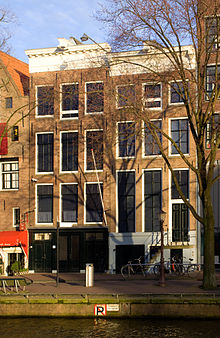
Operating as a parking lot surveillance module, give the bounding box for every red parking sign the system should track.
[94,304,107,316]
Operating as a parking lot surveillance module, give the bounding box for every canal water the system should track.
[0,318,219,337]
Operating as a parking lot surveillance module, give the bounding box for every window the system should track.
[5,97,12,108]
[61,184,78,223]
[117,85,135,108]
[86,82,104,113]
[144,170,162,232]
[172,204,189,242]
[206,17,220,50]
[86,130,103,171]
[206,114,220,149]
[206,65,220,100]
[0,123,8,155]
[11,126,19,142]
[61,83,79,118]
[118,122,135,157]
[171,170,189,200]
[61,132,78,172]
[37,185,53,223]
[144,120,162,156]
[86,183,103,223]
[13,208,20,227]
[37,133,54,173]
[118,171,135,232]
[171,119,189,154]
[170,82,185,104]
[2,162,19,189]
[144,83,162,108]
[37,86,54,116]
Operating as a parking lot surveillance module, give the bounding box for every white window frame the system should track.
[143,82,162,110]
[169,117,189,156]
[116,169,136,233]
[84,129,103,172]
[84,182,104,225]
[0,161,19,191]
[116,121,136,159]
[142,119,162,158]
[116,84,135,109]
[13,207,20,228]
[60,130,78,174]
[60,183,78,228]
[35,85,54,118]
[36,132,54,175]
[85,81,104,115]
[60,82,79,120]
[35,183,53,226]
[142,168,163,233]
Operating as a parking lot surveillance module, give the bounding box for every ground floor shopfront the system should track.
[28,227,108,273]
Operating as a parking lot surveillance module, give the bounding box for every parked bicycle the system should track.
[153,256,199,277]
[121,257,154,279]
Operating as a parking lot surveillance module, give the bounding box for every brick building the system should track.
[0,52,29,274]
[25,38,199,273]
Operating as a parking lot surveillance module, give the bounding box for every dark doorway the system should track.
[170,249,183,263]
[32,240,52,272]
[116,245,145,273]
[59,234,80,272]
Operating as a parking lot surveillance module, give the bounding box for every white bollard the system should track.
[86,263,94,287]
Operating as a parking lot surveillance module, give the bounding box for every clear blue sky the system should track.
[3,0,106,63]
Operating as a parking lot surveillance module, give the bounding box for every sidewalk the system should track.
[20,272,220,295]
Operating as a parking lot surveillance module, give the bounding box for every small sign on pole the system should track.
[94,304,107,316]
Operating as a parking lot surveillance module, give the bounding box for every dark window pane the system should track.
[118,172,135,233]
[37,134,54,172]
[61,184,78,222]
[62,84,79,118]
[37,185,53,223]
[117,85,135,108]
[144,84,161,108]
[37,86,54,116]
[145,120,162,155]
[118,122,135,157]
[206,114,220,149]
[170,82,185,103]
[86,83,104,113]
[86,131,103,170]
[172,203,189,242]
[206,17,220,50]
[86,183,103,223]
[5,97,12,108]
[62,132,78,171]
[171,170,189,199]
[171,119,189,154]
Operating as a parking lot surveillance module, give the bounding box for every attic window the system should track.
[5,97,12,109]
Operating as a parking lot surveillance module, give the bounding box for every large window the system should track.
[37,185,53,223]
[206,114,220,149]
[206,17,220,50]
[86,130,103,171]
[86,82,104,113]
[117,85,135,108]
[144,83,162,109]
[171,119,189,154]
[206,65,220,100]
[170,82,185,104]
[118,122,135,157]
[86,183,103,223]
[61,83,79,119]
[37,86,54,116]
[118,171,135,233]
[171,170,189,200]
[37,133,54,173]
[144,120,162,156]
[61,132,78,172]
[1,161,19,189]
[61,184,78,223]
[144,170,162,232]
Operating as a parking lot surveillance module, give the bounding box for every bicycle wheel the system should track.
[187,264,197,277]
[153,264,160,276]
[121,265,131,279]
[175,264,185,276]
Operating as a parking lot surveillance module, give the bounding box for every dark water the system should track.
[0,318,219,337]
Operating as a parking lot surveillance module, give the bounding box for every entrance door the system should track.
[33,241,52,272]
[116,245,145,273]
[59,234,80,272]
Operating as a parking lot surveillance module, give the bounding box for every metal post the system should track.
[159,210,166,287]
[56,219,60,287]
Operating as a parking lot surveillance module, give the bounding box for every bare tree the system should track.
[97,0,220,289]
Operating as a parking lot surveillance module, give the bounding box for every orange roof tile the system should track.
[0,51,29,96]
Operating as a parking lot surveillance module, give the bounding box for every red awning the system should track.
[0,231,28,257]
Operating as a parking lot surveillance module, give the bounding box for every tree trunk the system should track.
[202,192,216,289]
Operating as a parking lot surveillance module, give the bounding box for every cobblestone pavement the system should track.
[18,272,220,295]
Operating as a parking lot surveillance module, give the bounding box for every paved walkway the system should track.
[18,272,220,295]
